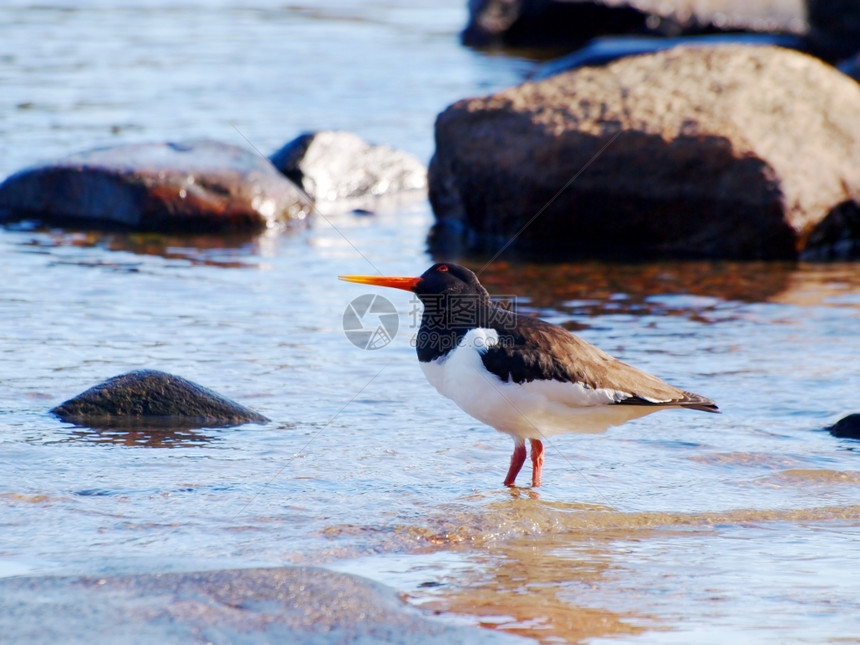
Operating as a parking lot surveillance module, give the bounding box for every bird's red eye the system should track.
[437,264,449,272]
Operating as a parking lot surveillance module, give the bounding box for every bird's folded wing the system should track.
[481,317,718,411]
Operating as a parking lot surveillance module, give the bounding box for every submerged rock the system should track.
[269,130,427,204]
[828,414,860,440]
[51,370,269,428]
[0,567,525,645]
[428,45,860,260]
[462,0,806,51]
[0,140,312,233]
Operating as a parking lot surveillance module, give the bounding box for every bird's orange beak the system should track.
[338,274,421,292]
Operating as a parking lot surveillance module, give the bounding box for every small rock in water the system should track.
[269,130,427,203]
[0,140,312,233]
[51,369,269,428]
[829,414,860,440]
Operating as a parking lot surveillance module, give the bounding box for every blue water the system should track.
[1,2,859,643]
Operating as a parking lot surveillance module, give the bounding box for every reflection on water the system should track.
[334,497,860,643]
[56,424,217,448]
[9,222,860,311]
[8,222,285,268]
[327,496,860,551]
[476,260,816,313]
[425,537,650,643]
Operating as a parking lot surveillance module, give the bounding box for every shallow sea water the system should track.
[1,2,859,643]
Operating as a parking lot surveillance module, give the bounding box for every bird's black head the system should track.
[413,263,490,303]
[339,262,493,307]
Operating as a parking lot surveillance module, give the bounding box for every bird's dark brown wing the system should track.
[482,314,718,411]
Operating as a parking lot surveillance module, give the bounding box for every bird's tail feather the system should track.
[678,391,720,413]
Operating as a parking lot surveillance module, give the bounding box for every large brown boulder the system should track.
[428,45,860,260]
[462,0,806,51]
[0,140,312,233]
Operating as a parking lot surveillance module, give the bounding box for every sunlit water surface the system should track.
[1,2,859,643]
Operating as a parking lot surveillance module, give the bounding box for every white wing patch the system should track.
[420,328,671,440]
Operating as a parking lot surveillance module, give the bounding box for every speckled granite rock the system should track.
[270,130,427,203]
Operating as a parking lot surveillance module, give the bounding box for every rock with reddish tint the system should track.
[51,370,269,428]
[0,141,312,233]
[270,130,427,204]
[428,45,860,260]
[801,200,860,261]
[462,0,806,51]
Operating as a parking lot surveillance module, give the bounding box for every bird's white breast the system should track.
[419,328,663,440]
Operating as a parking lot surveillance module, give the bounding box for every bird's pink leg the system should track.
[530,438,544,488]
[504,439,527,487]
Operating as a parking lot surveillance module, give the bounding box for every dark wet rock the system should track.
[51,369,269,428]
[463,0,647,50]
[269,130,427,204]
[428,45,860,260]
[801,200,860,261]
[0,140,312,233]
[531,33,804,79]
[462,0,806,51]
[805,0,860,62]
[0,567,526,645]
[828,414,860,440]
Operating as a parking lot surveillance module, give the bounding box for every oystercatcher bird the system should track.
[339,263,718,487]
